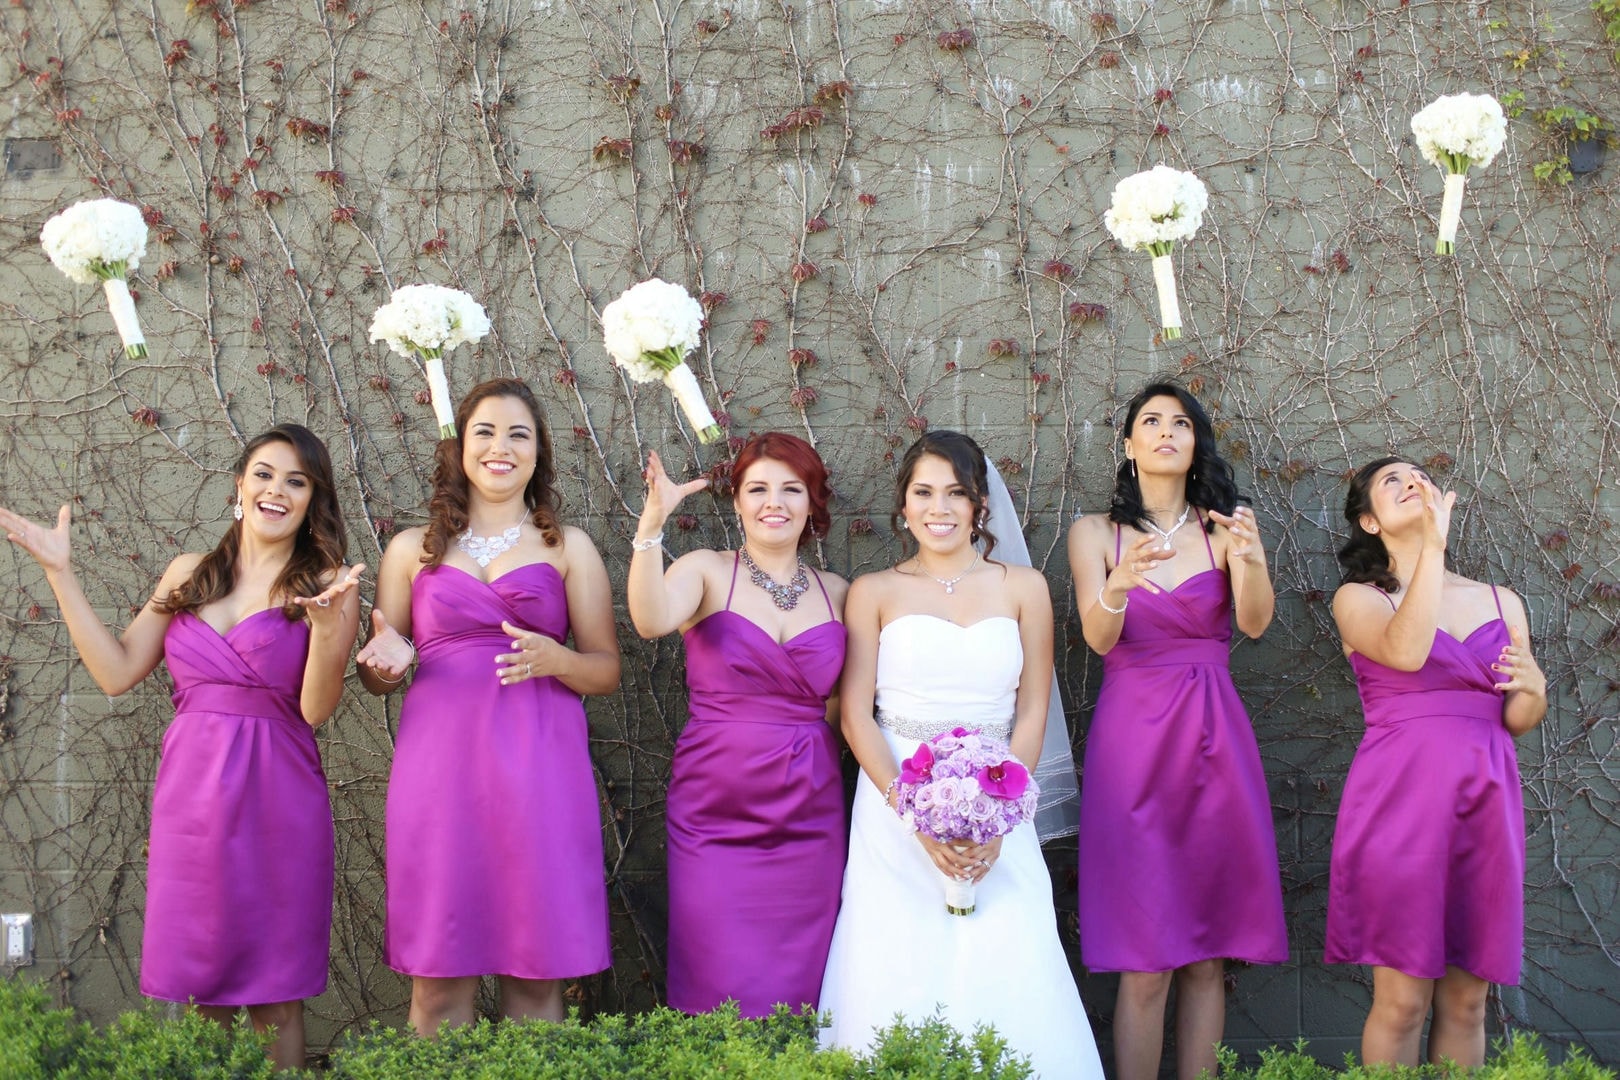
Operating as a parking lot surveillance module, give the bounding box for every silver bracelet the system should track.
[631,531,664,552]
[1096,586,1128,615]
[371,635,416,685]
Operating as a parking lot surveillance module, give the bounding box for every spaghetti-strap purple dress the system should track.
[386,562,610,979]
[142,609,333,1005]
[1326,585,1523,984]
[665,556,846,1016]
[1078,519,1287,972]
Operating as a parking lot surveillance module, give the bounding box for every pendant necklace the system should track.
[457,517,527,568]
[1143,505,1191,552]
[918,551,979,595]
[739,545,809,611]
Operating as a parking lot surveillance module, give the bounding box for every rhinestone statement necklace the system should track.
[739,546,810,611]
[457,521,525,568]
[1143,505,1191,552]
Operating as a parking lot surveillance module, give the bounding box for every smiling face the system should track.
[1124,393,1196,478]
[900,453,977,555]
[234,438,313,541]
[734,457,811,549]
[461,394,539,498]
[1360,460,1429,534]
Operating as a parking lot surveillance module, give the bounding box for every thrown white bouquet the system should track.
[40,198,150,359]
[369,284,491,438]
[601,278,721,444]
[1410,92,1506,255]
[1103,165,1208,341]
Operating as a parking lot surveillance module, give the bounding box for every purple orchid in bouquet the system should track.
[894,727,1040,915]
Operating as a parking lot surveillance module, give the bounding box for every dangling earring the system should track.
[1130,458,1137,479]
[233,501,244,522]
[900,519,911,531]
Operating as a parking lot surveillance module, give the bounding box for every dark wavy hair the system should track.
[889,429,999,561]
[731,432,832,550]
[1337,455,1408,594]
[422,378,562,567]
[1108,380,1243,533]
[156,424,347,620]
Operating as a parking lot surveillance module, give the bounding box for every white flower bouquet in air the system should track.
[369,284,491,438]
[1410,92,1506,255]
[1103,165,1208,341]
[40,198,150,359]
[601,278,722,444]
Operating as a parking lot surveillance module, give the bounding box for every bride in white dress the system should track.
[819,431,1103,1080]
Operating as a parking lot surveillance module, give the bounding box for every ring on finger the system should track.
[315,597,331,608]
[524,662,533,677]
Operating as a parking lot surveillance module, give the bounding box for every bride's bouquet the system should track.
[368,284,491,439]
[1410,92,1507,255]
[601,278,722,444]
[40,198,150,359]
[894,727,1040,916]
[1103,165,1208,341]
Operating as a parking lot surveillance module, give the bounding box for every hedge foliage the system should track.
[2,977,1612,1078]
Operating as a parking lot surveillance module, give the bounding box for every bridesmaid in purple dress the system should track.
[357,379,619,1037]
[1327,457,1545,1067]
[1,424,361,1071]
[626,432,847,1017]
[1067,382,1286,1080]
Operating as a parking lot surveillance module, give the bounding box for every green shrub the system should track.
[0,977,93,1080]
[61,1007,275,1080]
[1212,1033,1614,1080]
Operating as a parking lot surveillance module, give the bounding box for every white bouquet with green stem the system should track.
[1410,92,1506,255]
[601,278,722,444]
[1103,165,1208,341]
[368,284,491,438]
[40,198,150,359]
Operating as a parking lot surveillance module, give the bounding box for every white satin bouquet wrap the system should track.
[601,278,721,444]
[1103,166,1208,340]
[40,198,150,359]
[368,284,491,438]
[1410,93,1506,255]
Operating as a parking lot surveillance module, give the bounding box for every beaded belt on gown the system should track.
[875,708,1012,742]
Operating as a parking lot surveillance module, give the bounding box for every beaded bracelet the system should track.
[1096,587,1128,615]
[631,531,664,552]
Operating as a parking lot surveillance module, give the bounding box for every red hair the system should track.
[731,432,831,549]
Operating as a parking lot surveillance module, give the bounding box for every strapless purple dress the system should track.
[665,560,846,1017]
[142,609,333,1005]
[1078,522,1287,972]
[1327,586,1523,984]
[386,562,610,979]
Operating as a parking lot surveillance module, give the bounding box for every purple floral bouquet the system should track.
[894,726,1040,915]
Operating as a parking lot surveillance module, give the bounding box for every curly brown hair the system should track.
[156,424,348,619]
[421,378,562,567]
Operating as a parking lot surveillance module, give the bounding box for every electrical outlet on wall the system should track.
[3,913,34,966]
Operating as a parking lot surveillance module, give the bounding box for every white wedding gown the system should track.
[818,615,1104,1080]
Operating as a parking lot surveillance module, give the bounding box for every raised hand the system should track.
[637,451,709,537]
[1102,532,1178,603]
[496,619,566,685]
[1416,474,1457,551]
[1491,623,1545,698]
[291,564,366,624]
[1208,506,1266,566]
[0,504,72,574]
[356,609,414,681]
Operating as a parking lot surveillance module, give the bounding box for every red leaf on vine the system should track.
[1043,260,1074,281]
[987,338,1019,358]
[857,192,878,208]
[788,347,819,368]
[790,386,819,408]
[805,216,829,234]
[750,320,771,345]
[132,407,160,427]
[790,261,819,283]
[593,136,632,162]
[937,28,973,51]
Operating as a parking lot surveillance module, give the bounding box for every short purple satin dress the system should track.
[665,557,846,1016]
[1079,520,1288,973]
[142,609,333,1005]
[1326,584,1524,985]
[386,562,610,979]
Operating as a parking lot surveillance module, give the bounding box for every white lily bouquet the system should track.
[368,284,491,438]
[1103,165,1208,341]
[40,198,150,359]
[1410,92,1506,255]
[601,278,722,444]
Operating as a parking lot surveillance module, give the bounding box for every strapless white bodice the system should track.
[874,614,1021,740]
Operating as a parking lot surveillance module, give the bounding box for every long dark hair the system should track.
[1337,455,1406,594]
[1108,380,1242,533]
[156,424,347,619]
[732,432,832,550]
[889,430,999,561]
[422,378,562,567]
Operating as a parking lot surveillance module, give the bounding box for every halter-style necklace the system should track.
[739,546,810,611]
[917,552,979,595]
[457,518,526,568]
[1142,505,1191,552]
